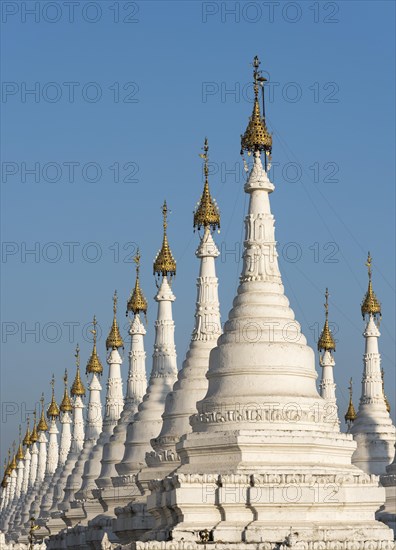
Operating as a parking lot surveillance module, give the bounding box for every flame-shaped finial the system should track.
[60,369,73,412]
[71,344,86,396]
[47,374,60,419]
[16,425,24,460]
[241,56,272,155]
[86,315,103,374]
[23,416,31,447]
[127,249,148,317]
[1,458,8,487]
[10,442,17,470]
[194,138,221,233]
[318,288,336,352]
[361,252,381,320]
[345,377,357,424]
[38,393,49,432]
[106,291,124,349]
[30,409,39,443]
[153,201,176,280]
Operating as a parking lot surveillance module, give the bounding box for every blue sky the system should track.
[1,1,395,457]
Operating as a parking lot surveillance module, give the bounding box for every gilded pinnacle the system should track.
[345,377,357,423]
[30,409,39,443]
[361,252,381,319]
[23,417,31,447]
[106,291,124,349]
[318,288,336,352]
[86,316,103,374]
[60,369,73,412]
[47,374,60,419]
[241,56,272,154]
[38,393,49,432]
[127,250,148,316]
[153,201,176,278]
[194,138,220,232]
[71,345,86,396]
[16,425,24,460]
[10,442,17,470]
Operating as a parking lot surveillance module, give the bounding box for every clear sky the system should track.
[1,1,395,458]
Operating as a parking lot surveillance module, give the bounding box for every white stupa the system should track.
[139,56,394,549]
[111,202,179,543]
[58,317,104,525]
[70,296,125,523]
[349,256,396,475]
[37,370,73,523]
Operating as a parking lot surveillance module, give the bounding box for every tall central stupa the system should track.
[139,57,394,549]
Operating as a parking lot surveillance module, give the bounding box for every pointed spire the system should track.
[10,442,17,470]
[241,55,272,156]
[71,344,86,396]
[60,369,73,412]
[361,252,381,320]
[37,392,49,432]
[23,416,31,447]
[16,425,24,460]
[30,408,39,443]
[381,368,391,413]
[318,288,336,352]
[153,200,177,280]
[106,291,124,349]
[47,374,60,419]
[127,249,148,317]
[194,138,221,232]
[86,315,103,374]
[5,449,12,476]
[1,459,8,487]
[345,377,357,424]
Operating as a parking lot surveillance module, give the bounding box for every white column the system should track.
[46,419,59,476]
[319,350,337,404]
[21,448,31,496]
[28,443,38,488]
[58,411,72,466]
[36,431,48,484]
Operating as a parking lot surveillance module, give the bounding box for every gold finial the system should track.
[10,442,17,470]
[71,344,86,396]
[1,459,8,487]
[127,250,148,317]
[241,55,272,155]
[318,288,336,352]
[381,368,391,414]
[345,377,357,424]
[30,409,39,443]
[86,316,103,374]
[153,201,177,280]
[38,393,49,432]
[47,374,60,419]
[106,291,124,349]
[5,450,12,477]
[361,252,381,320]
[60,369,73,412]
[23,416,31,447]
[194,138,221,233]
[16,425,24,460]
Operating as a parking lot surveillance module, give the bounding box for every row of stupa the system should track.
[0,57,395,550]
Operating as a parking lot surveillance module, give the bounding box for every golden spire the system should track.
[16,425,24,460]
[381,368,391,413]
[194,138,221,233]
[106,291,124,349]
[10,442,17,470]
[86,316,103,374]
[47,374,60,419]
[38,393,49,432]
[71,344,86,396]
[1,459,8,487]
[345,377,357,424]
[23,416,31,447]
[127,250,148,317]
[153,201,177,280]
[5,450,12,476]
[318,288,336,352]
[30,409,39,443]
[60,369,73,412]
[361,252,381,320]
[241,55,272,155]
